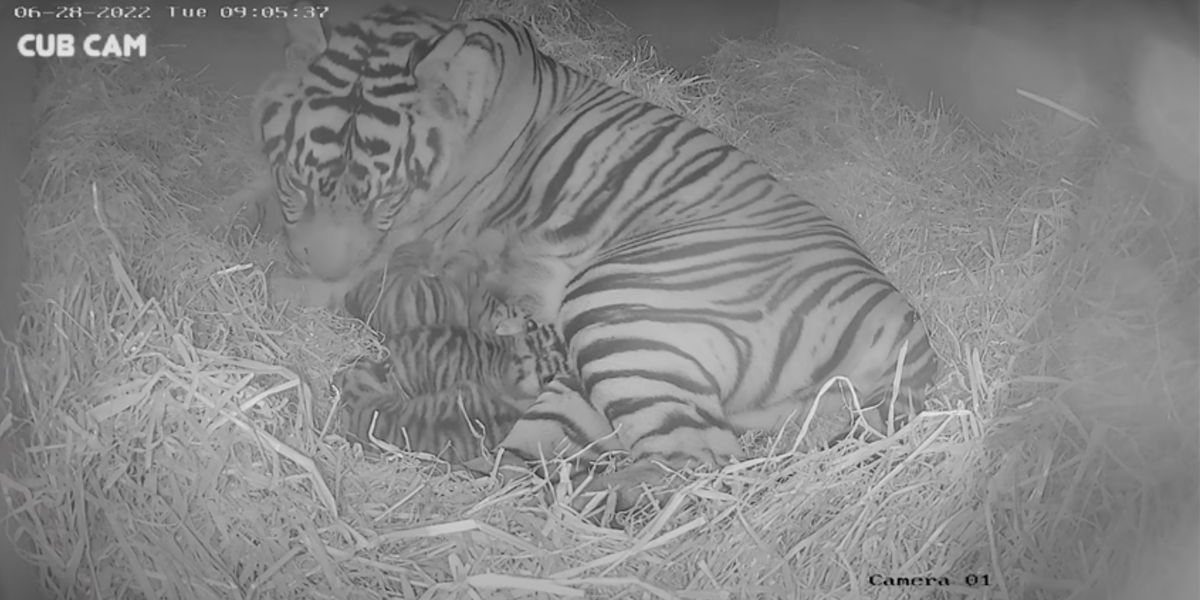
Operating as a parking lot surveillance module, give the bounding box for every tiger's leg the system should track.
[481,234,744,509]
[487,378,626,482]
[827,388,927,447]
[826,312,936,447]
[581,367,744,510]
[553,304,747,509]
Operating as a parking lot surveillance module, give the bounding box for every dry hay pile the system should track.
[4,1,1196,599]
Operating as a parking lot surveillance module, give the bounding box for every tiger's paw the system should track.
[573,460,675,513]
[623,425,743,471]
[562,425,741,513]
[824,395,920,449]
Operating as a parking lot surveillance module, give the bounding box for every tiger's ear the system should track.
[409,25,467,73]
[283,2,328,68]
[410,25,497,124]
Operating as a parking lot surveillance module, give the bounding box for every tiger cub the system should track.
[334,322,573,460]
[343,238,522,337]
[269,237,520,338]
[337,379,532,464]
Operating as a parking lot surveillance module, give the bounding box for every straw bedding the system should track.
[4,1,1195,598]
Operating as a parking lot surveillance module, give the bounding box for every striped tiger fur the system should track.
[386,324,546,399]
[256,3,939,506]
[337,378,532,464]
[266,233,530,339]
[334,323,572,460]
[342,238,520,337]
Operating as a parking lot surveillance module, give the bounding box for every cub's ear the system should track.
[283,1,329,68]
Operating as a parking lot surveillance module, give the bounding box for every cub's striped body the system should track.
[338,378,530,463]
[382,324,553,399]
[334,323,572,461]
[257,3,939,503]
[267,233,535,340]
[343,238,518,337]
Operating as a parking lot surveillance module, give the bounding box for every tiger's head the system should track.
[250,4,501,281]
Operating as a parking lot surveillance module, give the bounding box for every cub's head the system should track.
[250,4,499,281]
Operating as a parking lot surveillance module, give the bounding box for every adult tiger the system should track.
[253,3,939,505]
